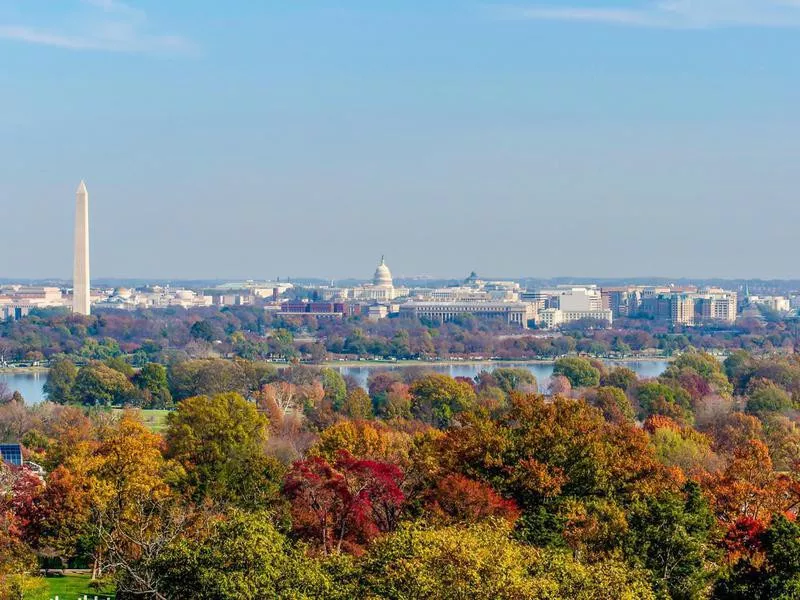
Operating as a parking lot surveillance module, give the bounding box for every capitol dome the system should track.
[373,256,394,288]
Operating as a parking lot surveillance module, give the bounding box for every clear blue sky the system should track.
[2,0,800,280]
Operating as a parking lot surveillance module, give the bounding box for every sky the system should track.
[2,0,800,281]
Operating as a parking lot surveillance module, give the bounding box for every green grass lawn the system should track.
[35,574,115,600]
[139,409,171,433]
[112,408,171,433]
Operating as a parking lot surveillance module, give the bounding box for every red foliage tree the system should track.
[723,516,766,563]
[282,450,404,554]
[427,473,520,524]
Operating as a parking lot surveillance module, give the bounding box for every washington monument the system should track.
[73,180,90,316]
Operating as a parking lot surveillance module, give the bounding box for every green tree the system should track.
[134,363,173,409]
[358,521,656,599]
[410,374,477,428]
[165,393,280,508]
[104,355,134,378]
[636,381,692,421]
[491,368,537,394]
[553,357,601,388]
[745,380,793,416]
[190,320,216,342]
[72,362,136,406]
[168,359,268,400]
[43,357,78,404]
[626,481,719,600]
[320,368,347,412]
[661,351,733,398]
[156,510,328,600]
[602,366,638,391]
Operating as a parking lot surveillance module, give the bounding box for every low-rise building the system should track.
[399,300,534,328]
[749,295,791,313]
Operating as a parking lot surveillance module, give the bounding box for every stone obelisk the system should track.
[73,180,90,316]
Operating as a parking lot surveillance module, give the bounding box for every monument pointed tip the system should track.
[77,180,87,194]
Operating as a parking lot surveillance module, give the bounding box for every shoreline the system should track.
[0,356,676,375]
[0,366,48,375]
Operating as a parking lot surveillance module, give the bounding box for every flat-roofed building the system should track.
[695,292,738,323]
[537,308,613,329]
[399,301,534,328]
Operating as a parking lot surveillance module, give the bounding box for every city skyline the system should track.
[3,2,800,279]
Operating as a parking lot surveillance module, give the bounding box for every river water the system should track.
[0,372,47,404]
[334,360,669,393]
[2,360,670,404]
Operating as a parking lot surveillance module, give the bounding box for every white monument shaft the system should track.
[73,180,90,316]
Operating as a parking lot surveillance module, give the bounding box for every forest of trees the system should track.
[0,305,797,366]
[3,351,800,597]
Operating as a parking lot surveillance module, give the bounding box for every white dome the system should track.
[373,256,393,288]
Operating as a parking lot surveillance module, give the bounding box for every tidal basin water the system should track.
[3,360,670,404]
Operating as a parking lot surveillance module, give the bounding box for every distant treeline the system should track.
[0,306,797,368]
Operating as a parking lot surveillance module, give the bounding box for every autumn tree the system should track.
[426,473,519,525]
[588,386,635,423]
[368,371,405,417]
[342,388,373,420]
[409,374,476,428]
[310,420,412,465]
[154,510,328,600]
[439,393,678,549]
[282,450,404,554]
[166,393,281,509]
[83,414,182,587]
[704,439,800,527]
[714,514,800,599]
[358,521,656,600]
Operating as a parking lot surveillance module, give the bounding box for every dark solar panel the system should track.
[0,444,23,466]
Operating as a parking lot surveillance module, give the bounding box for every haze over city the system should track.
[3,1,800,280]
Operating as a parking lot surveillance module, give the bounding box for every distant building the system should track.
[319,257,409,301]
[749,295,791,313]
[96,286,214,310]
[602,287,643,318]
[280,301,347,319]
[399,301,534,328]
[533,286,612,328]
[537,286,603,311]
[0,286,68,321]
[537,307,613,329]
[694,291,738,323]
[670,293,696,326]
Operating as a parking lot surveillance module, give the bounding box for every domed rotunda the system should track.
[373,256,393,288]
